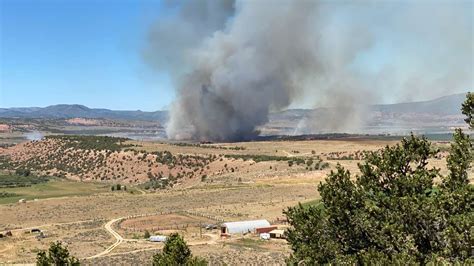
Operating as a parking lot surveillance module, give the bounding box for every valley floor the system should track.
[1,137,470,264]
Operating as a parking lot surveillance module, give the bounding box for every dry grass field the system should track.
[0,135,468,264]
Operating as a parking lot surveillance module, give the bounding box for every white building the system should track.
[149,235,167,242]
[220,219,270,234]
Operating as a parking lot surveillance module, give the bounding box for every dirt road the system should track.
[85,217,124,259]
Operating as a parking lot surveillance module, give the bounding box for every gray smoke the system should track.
[145,0,473,141]
[24,131,43,141]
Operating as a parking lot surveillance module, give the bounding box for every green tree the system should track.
[285,133,473,265]
[36,241,80,266]
[461,92,474,128]
[144,230,151,239]
[152,233,207,266]
[116,184,121,191]
[15,168,31,177]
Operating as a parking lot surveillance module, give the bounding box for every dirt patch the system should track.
[120,213,215,232]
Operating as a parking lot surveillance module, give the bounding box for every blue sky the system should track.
[0,0,471,111]
[0,0,174,111]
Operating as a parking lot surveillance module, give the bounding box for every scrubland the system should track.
[0,135,466,264]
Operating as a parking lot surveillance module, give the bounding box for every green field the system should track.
[0,173,50,188]
[0,180,111,204]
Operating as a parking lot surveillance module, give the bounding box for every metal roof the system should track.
[149,235,167,242]
[221,219,270,234]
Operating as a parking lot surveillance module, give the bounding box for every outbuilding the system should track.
[269,229,286,239]
[220,219,271,235]
[149,235,167,242]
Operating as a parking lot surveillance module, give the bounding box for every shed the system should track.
[220,219,271,234]
[149,235,167,242]
[269,229,285,239]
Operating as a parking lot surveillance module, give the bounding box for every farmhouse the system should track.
[220,219,271,235]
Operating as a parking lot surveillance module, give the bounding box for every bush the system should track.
[144,230,151,239]
[152,234,207,265]
[36,241,79,265]
[15,168,31,177]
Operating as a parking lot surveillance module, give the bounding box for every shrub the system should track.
[36,241,79,265]
[152,234,207,266]
[144,230,151,239]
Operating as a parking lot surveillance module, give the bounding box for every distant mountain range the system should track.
[0,104,168,122]
[0,93,467,123]
[370,93,466,115]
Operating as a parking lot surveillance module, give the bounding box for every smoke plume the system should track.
[145,0,473,141]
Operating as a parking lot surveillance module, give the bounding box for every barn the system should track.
[220,219,271,235]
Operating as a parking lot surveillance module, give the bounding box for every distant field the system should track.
[0,180,110,204]
[0,173,50,188]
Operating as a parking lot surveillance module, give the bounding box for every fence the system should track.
[117,210,225,233]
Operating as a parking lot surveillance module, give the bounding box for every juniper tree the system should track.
[152,233,207,266]
[285,132,473,264]
[36,242,80,266]
[461,92,474,128]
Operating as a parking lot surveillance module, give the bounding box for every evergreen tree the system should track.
[36,242,80,266]
[285,133,473,264]
[461,92,474,128]
[144,230,151,239]
[152,234,207,266]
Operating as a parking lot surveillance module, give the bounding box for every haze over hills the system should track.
[265,93,467,135]
[0,93,466,120]
[0,104,169,122]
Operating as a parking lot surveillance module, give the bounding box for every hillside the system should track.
[0,136,220,186]
[1,93,466,119]
[0,104,169,122]
[264,93,467,135]
[0,93,467,137]
[370,93,466,115]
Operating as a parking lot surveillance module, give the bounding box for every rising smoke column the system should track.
[168,1,323,141]
[145,0,473,141]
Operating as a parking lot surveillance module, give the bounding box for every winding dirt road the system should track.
[85,217,124,259]
[85,216,220,259]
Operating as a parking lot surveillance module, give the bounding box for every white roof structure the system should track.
[269,229,285,235]
[149,235,167,242]
[221,219,270,234]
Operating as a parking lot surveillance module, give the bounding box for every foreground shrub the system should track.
[36,241,79,266]
[152,233,207,266]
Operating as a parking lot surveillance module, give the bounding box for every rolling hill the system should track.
[0,104,168,122]
[0,93,468,136]
[1,93,467,120]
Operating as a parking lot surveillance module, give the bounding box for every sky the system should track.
[0,0,174,111]
[0,0,472,111]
